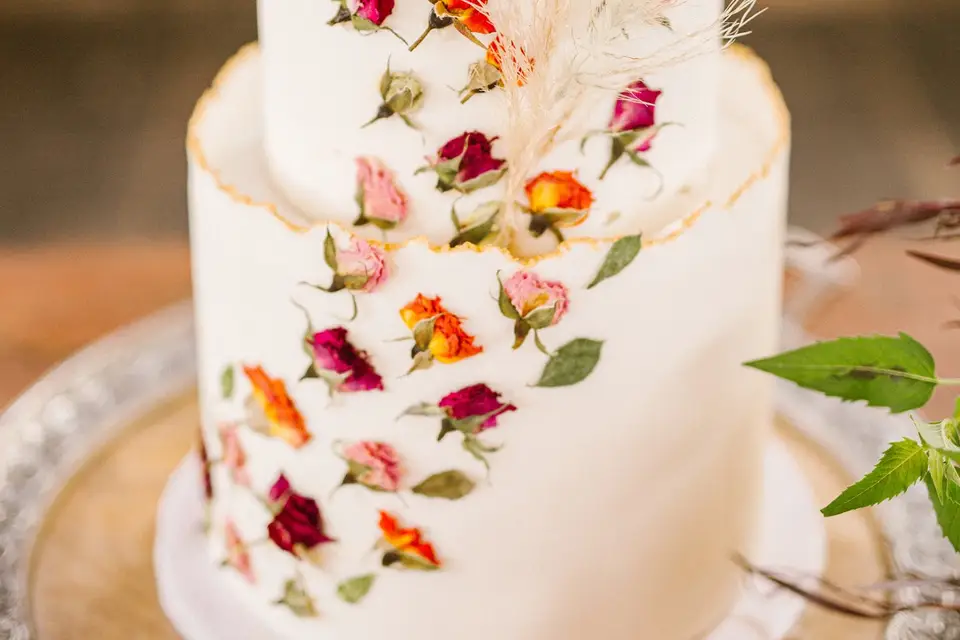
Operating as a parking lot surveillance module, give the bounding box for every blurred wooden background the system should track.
[0,0,958,242]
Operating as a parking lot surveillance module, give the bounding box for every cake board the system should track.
[155,435,826,640]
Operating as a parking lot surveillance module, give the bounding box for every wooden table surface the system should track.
[2,236,958,639]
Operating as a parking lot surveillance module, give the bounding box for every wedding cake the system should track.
[186,0,790,636]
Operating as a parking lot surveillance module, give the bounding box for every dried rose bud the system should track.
[364,66,424,129]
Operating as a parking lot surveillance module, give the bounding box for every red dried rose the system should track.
[308,327,384,393]
[267,475,335,560]
[439,383,516,432]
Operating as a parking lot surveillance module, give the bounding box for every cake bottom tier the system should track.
[187,45,789,640]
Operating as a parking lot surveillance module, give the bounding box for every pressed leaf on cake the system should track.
[587,234,642,289]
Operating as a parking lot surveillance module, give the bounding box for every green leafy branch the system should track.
[746,333,960,551]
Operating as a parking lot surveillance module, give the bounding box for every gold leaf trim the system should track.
[186,43,790,268]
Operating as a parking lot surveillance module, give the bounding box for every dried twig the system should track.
[907,249,960,272]
[735,555,960,620]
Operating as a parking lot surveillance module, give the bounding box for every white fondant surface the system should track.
[158,437,825,640]
[259,0,723,243]
[187,45,789,640]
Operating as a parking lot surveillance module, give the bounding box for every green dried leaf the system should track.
[277,579,319,618]
[496,272,520,319]
[744,333,938,413]
[512,320,531,350]
[925,473,960,553]
[220,365,234,399]
[821,439,927,517]
[412,470,475,500]
[351,14,379,31]
[301,363,319,381]
[450,210,498,248]
[535,338,604,388]
[341,274,368,290]
[382,550,438,571]
[336,574,377,604]
[587,234,642,289]
[378,64,391,99]
[412,317,437,351]
[323,229,338,271]
[456,167,507,194]
[399,402,445,419]
[406,350,434,375]
[524,305,556,330]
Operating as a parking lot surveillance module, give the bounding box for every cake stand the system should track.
[155,437,825,640]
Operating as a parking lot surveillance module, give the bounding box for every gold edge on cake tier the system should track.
[186,42,791,267]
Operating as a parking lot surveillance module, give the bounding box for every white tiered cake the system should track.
[186,0,790,637]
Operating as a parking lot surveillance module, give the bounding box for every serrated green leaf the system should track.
[925,474,960,552]
[323,229,338,271]
[821,439,926,516]
[496,272,521,319]
[954,397,960,420]
[744,333,938,413]
[587,234,642,289]
[220,365,234,399]
[535,338,603,388]
[336,574,376,604]
[412,470,475,500]
[929,450,948,502]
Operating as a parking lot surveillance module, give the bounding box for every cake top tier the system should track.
[258,0,752,257]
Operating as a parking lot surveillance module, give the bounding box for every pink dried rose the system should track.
[335,236,388,293]
[354,157,408,230]
[267,475,336,560]
[306,327,384,393]
[503,271,570,326]
[418,132,506,194]
[225,520,256,583]
[218,422,250,487]
[341,441,402,491]
[610,80,661,133]
[498,270,570,350]
[439,384,516,433]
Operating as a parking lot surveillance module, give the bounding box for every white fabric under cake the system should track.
[188,45,789,640]
[258,0,723,243]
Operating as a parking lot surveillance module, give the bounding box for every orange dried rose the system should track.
[524,171,594,220]
[243,365,311,448]
[378,511,441,569]
[441,0,494,34]
[400,295,482,366]
[429,313,482,363]
[400,293,446,329]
